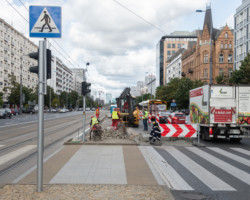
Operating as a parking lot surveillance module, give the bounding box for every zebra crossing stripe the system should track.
[0,145,36,166]
[163,146,235,191]
[140,146,193,190]
[187,147,250,186]
[208,147,250,167]
[230,148,250,156]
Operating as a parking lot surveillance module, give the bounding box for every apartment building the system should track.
[71,68,85,95]
[0,18,38,102]
[234,0,250,70]
[156,31,197,86]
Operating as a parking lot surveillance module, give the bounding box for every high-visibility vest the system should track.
[112,111,119,119]
[91,117,98,126]
[142,111,149,119]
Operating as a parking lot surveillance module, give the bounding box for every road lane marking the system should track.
[230,148,250,156]
[163,146,235,191]
[0,145,36,166]
[187,147,250,186]
[208,147,250,167]
[0,145,4,148]
[140,146,193,190]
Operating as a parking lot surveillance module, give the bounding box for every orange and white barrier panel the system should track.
[159,124,198,138]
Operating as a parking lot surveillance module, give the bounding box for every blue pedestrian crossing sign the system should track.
[29,6,61,38]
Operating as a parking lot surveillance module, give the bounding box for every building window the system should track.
[172,50,175,55]
[221,43,223,48]
[225,33,228,38]
[219,68,224,76]
[167,43,171,48]
[219,54,224,63]
[228,54,233,63]
[228,68,233,78]
[167,50,171,55]
[204,68,208,78]
[172,43,175,48]
[178,43,181,48]
[225,43,228,48]
[229,43,232,48]
[204,54,208,63]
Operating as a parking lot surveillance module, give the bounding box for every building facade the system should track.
[166,48,185,84]
[156,31,197,86]
[234,0,250,70]
[145,73,156,97]
[71,68,85,95]
[0,18,38,102]
[182,6,234,83]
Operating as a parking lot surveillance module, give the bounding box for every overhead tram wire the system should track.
[113,0,166,35]
[6,0,83,69]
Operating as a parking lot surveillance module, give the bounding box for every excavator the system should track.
[116,88,139,127]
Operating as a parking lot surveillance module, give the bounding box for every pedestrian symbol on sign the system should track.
[40,11,52,32]
[31,8,60,34]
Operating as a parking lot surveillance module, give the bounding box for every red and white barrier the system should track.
[159,124,197,138]
[139,110,143,120]
[156,115,159,123]
[148,113,152,124]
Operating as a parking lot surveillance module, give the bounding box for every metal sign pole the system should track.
[82,96,86,142]
[37,41,44,192]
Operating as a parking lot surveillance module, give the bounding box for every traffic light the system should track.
[28,49,51,79]
[82,81,91,96]
[28,51,39,74]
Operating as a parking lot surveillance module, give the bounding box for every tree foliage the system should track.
[229,53,250,84]
[155,78,204,109]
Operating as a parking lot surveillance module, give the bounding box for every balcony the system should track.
[188,68,193,74]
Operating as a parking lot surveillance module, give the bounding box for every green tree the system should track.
[175,78,193,109]
[52,98,60,108]
[69,90,79,108]
[59,91,67,108]
[216,75,229,84]
[44,86,56,107]
[229,53,250,84]
[0,92,3,107]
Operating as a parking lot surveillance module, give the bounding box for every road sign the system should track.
[29,6,61,38]
[171,102,177,107]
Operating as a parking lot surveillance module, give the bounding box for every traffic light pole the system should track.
[37,40,45,192]
[82,95,86,142]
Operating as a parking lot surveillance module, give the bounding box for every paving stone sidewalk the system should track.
[0,184,172,200]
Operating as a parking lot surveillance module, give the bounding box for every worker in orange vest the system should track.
[96,107,100,119]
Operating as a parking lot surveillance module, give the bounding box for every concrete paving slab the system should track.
[50,145,127,184]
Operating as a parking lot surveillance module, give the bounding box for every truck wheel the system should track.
[201,128,209,141]
[230,138,242,143]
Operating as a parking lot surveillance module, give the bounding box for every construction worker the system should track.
[90,116,99,128]
[111,108,120,130]
[149,121,161,145]
[142,108,149,131]
[96,107,100,119]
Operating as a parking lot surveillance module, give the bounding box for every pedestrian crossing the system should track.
[140,146,250,191]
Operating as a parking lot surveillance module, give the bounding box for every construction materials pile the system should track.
[85,115,138,145]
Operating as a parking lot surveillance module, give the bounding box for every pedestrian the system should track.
[142,108,149,131]
[149,121,161,145]
[96,107,100,119]
[111,108,120,130]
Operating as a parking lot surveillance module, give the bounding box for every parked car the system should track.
[59,108,67,113]
[92,108,96,111]
[169,112,186,124]
[0,108,12,119]
[158,112,168,124]
[22,107,35,114]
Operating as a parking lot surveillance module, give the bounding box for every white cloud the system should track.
[0,0,239,100]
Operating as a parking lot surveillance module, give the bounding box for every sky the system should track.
[0,0,242,99]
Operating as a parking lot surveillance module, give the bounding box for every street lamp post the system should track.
[196,8,213,84]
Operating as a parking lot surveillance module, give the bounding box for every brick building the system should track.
[182,6,234,84]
